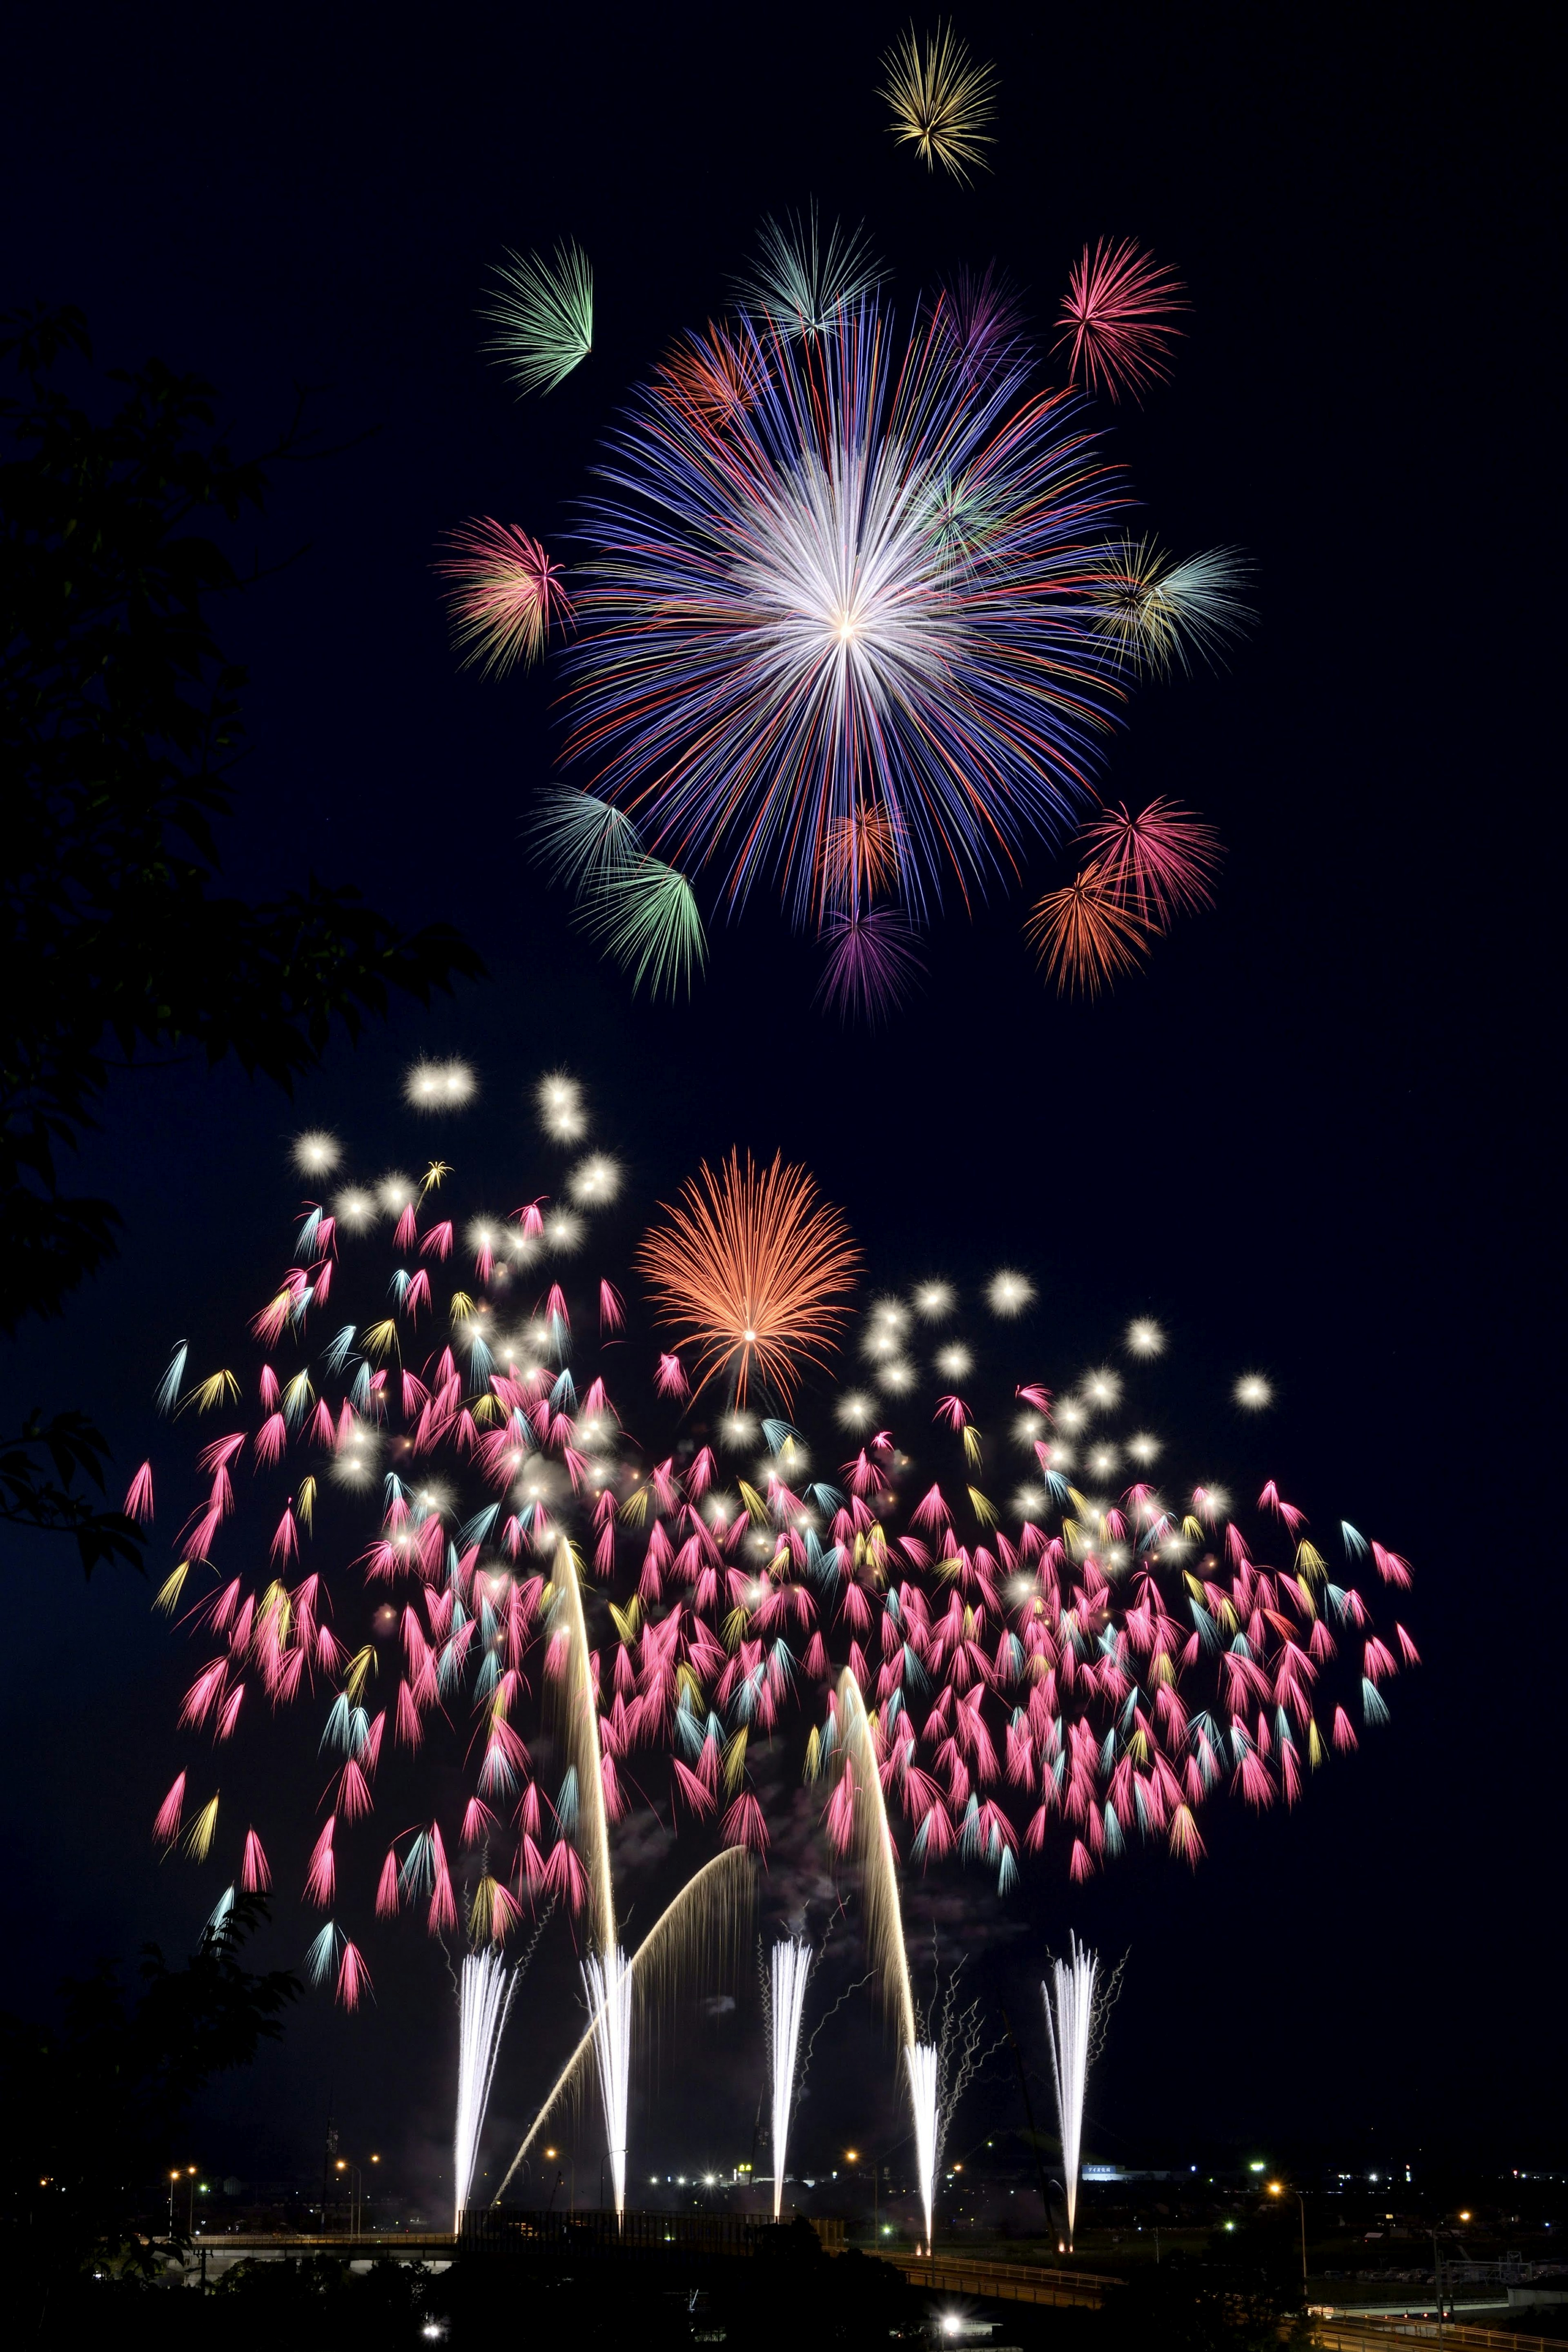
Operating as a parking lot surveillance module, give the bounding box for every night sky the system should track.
[2,2,1555,2209]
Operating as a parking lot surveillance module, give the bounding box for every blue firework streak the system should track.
[561,291,1129,929]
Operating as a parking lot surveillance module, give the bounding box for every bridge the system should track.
[164,2220,1566,2350]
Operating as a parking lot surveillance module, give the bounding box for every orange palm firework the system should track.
[1025,867,1151,997]
[821,802,902,898]
[655,326,764,430]
[636,1153,859,1405]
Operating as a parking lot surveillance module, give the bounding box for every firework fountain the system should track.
[521,1527,757,2219]
[548,1530,632,2215]
[453,1947,518,2229]
[833,1671,943,2252]
[144,1061,1417,2245]
[766,1937,813,2221]
[493,1847,753,2201]
[581,1944,632,2216]
[1041,1936,1117,2251]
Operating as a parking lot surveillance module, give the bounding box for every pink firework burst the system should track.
[437,518,575,676]
[1054,239,1187,404]
[1075,798,1224,926]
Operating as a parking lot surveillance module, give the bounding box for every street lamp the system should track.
[1266,2181,1309,2291]
[186,2167,198,2236]
[335,2158,364,2238]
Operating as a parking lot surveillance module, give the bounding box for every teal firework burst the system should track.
[532,787,706,999]
[583,856,707,1000]
[482,240,593,395]
[730,208,884,338]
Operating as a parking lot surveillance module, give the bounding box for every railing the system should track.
[459,2209,844,2258]
[878,2252,1119,2308]
[181,2231,456,2252]
[1313,2321,1561,2352]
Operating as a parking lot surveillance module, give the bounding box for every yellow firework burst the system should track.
[879,20,997,183]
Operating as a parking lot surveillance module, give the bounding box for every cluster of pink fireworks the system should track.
[140,1072,1414,2006]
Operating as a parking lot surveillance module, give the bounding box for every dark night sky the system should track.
[2,1,1557,2206]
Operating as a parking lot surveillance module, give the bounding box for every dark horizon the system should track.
[2,0,1556,2216]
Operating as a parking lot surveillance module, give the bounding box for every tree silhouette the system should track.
[0,306,484,1569]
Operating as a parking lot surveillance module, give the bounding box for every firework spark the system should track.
[636,1153,860,1405]
[879,20,998,183]
[1054,238,1187,404]
[292,1134,339,1177]
[656,323,766,428]
[530,787,706,999]
[578,850,708,1001]
[403,1059,479,1112]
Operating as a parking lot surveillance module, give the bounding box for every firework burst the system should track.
[1076,799,1223,927]
[579,852,707,1000]
[532,787,706,1001]
[1090,537,1253,675]
[730,208,885,338]
[437,521,575,675]
[562,293,1123,932]
[1025,866,1151,996]
[879,20,998,184]
[815,905,925,1026]
[635,1152,860,1406]
[483,241,593,396]
[1055,238,1187,404]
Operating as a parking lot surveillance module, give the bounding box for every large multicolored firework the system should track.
[146,1065,1416,2033]
[560,286,1124,937]
[445,203,1247,1016]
